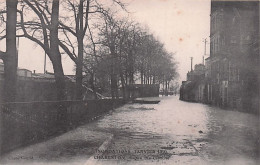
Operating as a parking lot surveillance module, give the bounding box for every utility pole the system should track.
[202,38,207,65]
[190,57,193,71]
[44,52,46,74]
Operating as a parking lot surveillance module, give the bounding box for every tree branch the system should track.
[0,10,7,14]
[59,40,77,63]
[62,29,76,56]
[0,35,6,40]
[17,9,50,56]
[59,22,77,36]
[23,0,49,51]
[0,50,5,60]
[32,0,51,26]
[83,0,90,36]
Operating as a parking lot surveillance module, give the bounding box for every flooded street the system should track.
[91,96,260,165]
[1,0,259,164]
[1,96,260,165]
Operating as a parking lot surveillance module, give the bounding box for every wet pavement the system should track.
[1,96,260,165]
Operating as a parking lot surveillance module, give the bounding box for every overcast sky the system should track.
[0,0,211,83]
[127,0,211,82]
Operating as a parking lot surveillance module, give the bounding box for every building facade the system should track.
[205,0,259,113]
[180,1,259,114]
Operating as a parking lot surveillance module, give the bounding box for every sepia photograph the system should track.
[0,0,259,164]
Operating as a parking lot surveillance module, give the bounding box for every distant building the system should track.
[17,69,32,78]
[187,64,206,81]
[0,64,98,101]
[1,62,36,79]
[1,62,33,80]
[127,84,160,98]
[180,64,206,102]
[31,72,56,82]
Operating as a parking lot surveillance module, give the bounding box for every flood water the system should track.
[1,96,259,165]
[92,96,260,165]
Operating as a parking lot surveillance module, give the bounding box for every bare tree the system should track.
[59,0,126,99]
[58,0,90,99]
[96,13,121,99]
[16,0,67,102]
[88,14,178,99]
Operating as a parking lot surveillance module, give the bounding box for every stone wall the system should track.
[0,99,125,155]
[0,79,125,155]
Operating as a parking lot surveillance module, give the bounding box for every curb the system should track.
[84,134,114,165]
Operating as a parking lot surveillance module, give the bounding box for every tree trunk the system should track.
[129,51,134,85]
[50,0,67,127]
[110,73,118,99]
[4,0,18,103]
[162,78,165,95]
[50,0,65,99]
[110,46,118,99]
[165,80,168,96]
[110,74,115,99]
[120,71,126,100]
[141,69,143,85]
[75,0,84,100]
[76,44,83,100]
[90,72,98,99]
[125,70,130,99]
[143,72,146,84]
[51,56,66,101]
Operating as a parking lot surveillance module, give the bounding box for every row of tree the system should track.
[0,0,178,102]
[84,14,178,99]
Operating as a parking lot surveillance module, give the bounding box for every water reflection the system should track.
[96,96,260,164]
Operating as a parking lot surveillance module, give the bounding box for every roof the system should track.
[32,73,55,79]
[17,68,32,72]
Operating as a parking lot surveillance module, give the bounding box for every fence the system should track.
[0,99,125,155]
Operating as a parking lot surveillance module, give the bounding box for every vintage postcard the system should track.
[0,0,259,164]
